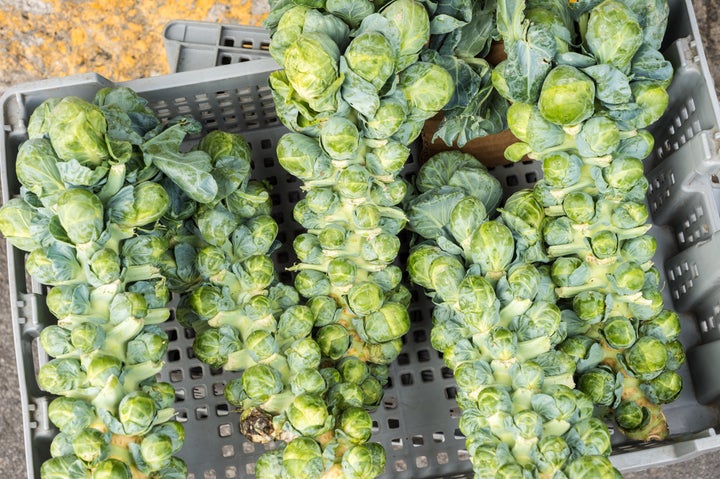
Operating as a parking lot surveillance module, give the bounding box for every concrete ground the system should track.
[1,0,720,477]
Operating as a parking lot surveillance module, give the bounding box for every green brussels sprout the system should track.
[92,458,132,479]
[614,399,650,431]
[291,367,327,397]
[616,129,655,159]
[551,257,590,288]
[538,65,595,126]
[56,188,104,245]
[70,322,105,354]
[254,449,284,479]
[285,337,322,372]
[126,326,169,365]
[198,129,251,165]
[563,455,622,479]
[138,432,174,471]
[348,282,385,316]
[541,152,583,188]
[320,116,360,160]
[85,354,122,388]
[624,336,668,380]
[72,427,109,465]
[142,382,177,410]
[352,203,381,230]
[341,442,386,479]
[399,62,455,117]
[294,233,324,265]
[287,393,333,436]
[603,316,637,350]
[307,295,338,327]
[117,391,158,436]
[295,270,331,298]
[244,329,279,362]
[16,138,66,203]
[339,406,373,444]
[603,157,645,192]
[277,305,314,343]
[28,97,61,138]
[590,230,619,259]
[316,323,351,360]
[48,397,95,435]
[576,116,620,157]
[627,287,665,321]
[535,435,571,473]
[587,0,643,73]
[37,358,85,395]
[665,340,686,371]
[367,141,410,178]
[284,32,341,101]
[40,455,89,479]
[345,31,395,90]
[88,248,121,284]
[563,192,595,224]
[565,416,612,457]
[469,220,515,280]
[573,291,606,324]
[192,326,241,370]
[642,370,683,404]
[39,325,73,358]
[625,81,670,129]
[109,182,170,228]
[362,302,410,344]
[381,0,430,69]
[282,437,325,479]
[364,97,407,139]
[620,234,657,264]
[609,261,646,295]
[577,367,619,407]
[277,133,328,181]
[47,96,109,166]
[0,198,41,252]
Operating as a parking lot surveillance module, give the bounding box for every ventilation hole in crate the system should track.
[193,385,207,400]
[267,175,278,186]
[457,449,470,461]
[677,231,685,245]
[210,366,224,376]
[400,373,414,386]
[401,335,409,346]
[397,353,410,366]
[372,420,379,432]
[416,456,429,468]
[225,466,237,478]
[693,263,700,278]
[395,460,408,472]
[412,435,424,447]
[506,175,519,187]
[410,309,423,323]
[223,38,235,47]
[449,406,461,419]
[417,349,431,363]
[190,366,204,380]
[185,328,196,339]
[167,349,180,362]
[173,97,188,105]
[383,396,398,409]
[170,369,184,383]
[673,289,680,300]
[437,452,449,464]
[166,328,178,341]
[525,171,538,184]
[216,404,229,416]
[708,317,716,329]
[421,369,434,382]
[413,329,427,343]
[176,409,188,423]
[175,388,185,403]
[445,386,457,400]
[263,157,275,168]
[204,470,217,479]
[391,438,404,450]
[242,41,254,49]
[222,444,235,458]
[433,431,445,443]
[701,320,709,333]
[218,423,232,437]
[245,463,255,476]
[288,190,301,203]
[187,347,196,360]
[278,251,290,264]
[242,441,256,454]
[196,406,209,420]
[273,212,285,225]
[441,367,454,379]
[220,55,232,65]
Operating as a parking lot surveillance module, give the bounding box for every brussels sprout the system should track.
[339,407,373,444]
[92,459,132,479]
[614,399,650,431]
[348,282,385,316]
[37,358,85,395]
[116,391,158,436]
[563,454,622,479]
[287,393,333,436]
[620,234,657,264]
[0,198,41,252]
[282,437,325,479]
[603,316,638,350]
[469,221,515,280]
[316,323,351,360]
[319,116,360,160]
[563,192,595,224]
[542,152,583,188]
[380,0,430,69]
[576,116,620,157]
[399,62,455,116]
[71,322,106,354]
[538,65,595,126]
[586,0,643,73]
[341,442,386,479]
[345,31,395,90]
[72,427,109,465]
[56,188,104,244]
[47,96,109,166]
[642,370,683,404]
[573,291,606,324]
[577,367,620,407]
[364,97,407,139]
[40,455,89,479]
[624,336,668,380]
[362,302,410,344]
[284,32,342,102]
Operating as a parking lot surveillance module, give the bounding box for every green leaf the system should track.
[141,122,218,204]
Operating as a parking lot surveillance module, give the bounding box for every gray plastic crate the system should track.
[163,20,272,73]
[3,1,720,478]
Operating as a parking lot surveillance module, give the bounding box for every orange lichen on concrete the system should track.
[0,0,268,90]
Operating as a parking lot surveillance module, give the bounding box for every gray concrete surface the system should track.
[1,1,720,477]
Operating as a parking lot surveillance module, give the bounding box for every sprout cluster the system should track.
[407,151,618,477]
[261,0,455,475]
[0,89,187,478]
[493,0,682,442]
